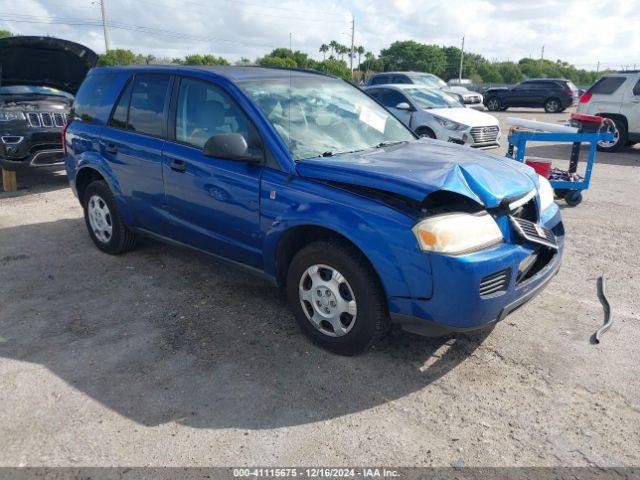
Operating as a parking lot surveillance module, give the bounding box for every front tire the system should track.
[416,127,436,139]
[83,180,136,254]
[544,97,561,113]
[286,240,389,355]
[486,97,501,111]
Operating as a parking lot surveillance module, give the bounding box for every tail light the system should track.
[579,93,593,103]
[61,118,70,156]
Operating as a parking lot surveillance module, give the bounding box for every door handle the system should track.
[169,159,187,172]
[105,143,117,154]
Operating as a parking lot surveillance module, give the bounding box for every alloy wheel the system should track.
[298,264,357,337]
[87,194,113,244]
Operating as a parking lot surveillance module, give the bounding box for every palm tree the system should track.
[319,43,329,60]
[329,40,339,59]
[356,46,365,71]
[364,51,375,73]
[338,44,348,62]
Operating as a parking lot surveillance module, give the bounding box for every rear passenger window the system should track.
[72,73,122,124]
[175,77,249,149]
[589,77,626,95]
[633,80,640,96]
[109,79,133,129]
[371,76,388,85]
[392,76,411,84]
[127,74,171,137]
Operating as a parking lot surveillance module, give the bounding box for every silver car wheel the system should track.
[87,194,113,244]
[546,99,560,112]
[298,264,357,337]
[598,124,620,148]
[487,98,499,110]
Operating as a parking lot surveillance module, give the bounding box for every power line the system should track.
[0,13,316,53]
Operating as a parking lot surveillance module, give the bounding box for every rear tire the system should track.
[83,180,136,254]
[286,240,389,355]
[597,117,627,152]
[486,97,501,111]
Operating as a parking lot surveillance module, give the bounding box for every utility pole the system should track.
[350,15,355,79]
[289,32,292,52]
[458,35,465,83]
[540,45,544,60]
[596,60,600,74]
[99,0,110,52]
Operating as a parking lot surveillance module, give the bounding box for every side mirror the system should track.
[395,102,412,111]
[203,133,262,164]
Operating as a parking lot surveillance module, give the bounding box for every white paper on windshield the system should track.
[358,104,387,133]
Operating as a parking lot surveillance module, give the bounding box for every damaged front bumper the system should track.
[389,206,564,336]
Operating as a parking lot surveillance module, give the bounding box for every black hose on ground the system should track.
[592,275,613,344]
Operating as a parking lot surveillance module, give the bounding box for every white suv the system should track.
[577,71,640,152]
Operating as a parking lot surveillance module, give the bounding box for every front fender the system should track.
[260,169,433,300]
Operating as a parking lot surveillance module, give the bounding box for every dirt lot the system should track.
[1,108,639,467]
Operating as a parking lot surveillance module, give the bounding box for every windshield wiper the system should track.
[375,140,408,148]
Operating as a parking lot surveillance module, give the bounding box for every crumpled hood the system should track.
[295,139,539,208]
[0,36,98,95]
[429,107,499,127]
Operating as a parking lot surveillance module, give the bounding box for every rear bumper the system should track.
[389,208,564,336]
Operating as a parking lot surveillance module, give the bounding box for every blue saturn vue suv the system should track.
[65,65,564,355]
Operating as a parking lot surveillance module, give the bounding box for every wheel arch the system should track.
[273,224,382,289]
[74,163,136,226]
[598,113,628,131]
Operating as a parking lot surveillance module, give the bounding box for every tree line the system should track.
[97,40,605,86]
[0,28,606,86]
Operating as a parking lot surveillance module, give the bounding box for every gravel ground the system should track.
[0,108,639,467]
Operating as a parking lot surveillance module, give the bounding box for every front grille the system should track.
[26,112,68,128]
[470,125,499,143]
[510,216,558,249]
[480,268,511,297]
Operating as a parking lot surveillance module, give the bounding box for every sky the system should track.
[1,0,639,71]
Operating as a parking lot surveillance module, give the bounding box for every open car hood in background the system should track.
[0,36,98,95]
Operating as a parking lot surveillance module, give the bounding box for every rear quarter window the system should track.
[589,77,626,95]
[72,73,126,124]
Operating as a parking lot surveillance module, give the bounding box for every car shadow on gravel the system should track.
[0,218,491,429]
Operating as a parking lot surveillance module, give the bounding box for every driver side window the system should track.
[176,78,249,148]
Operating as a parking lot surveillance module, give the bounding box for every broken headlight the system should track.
[538,175,555,212]
[412,212,503,255]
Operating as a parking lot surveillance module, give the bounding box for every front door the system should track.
[161,77,263,268]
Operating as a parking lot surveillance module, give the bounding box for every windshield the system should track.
[0,85,73,98]
[410,75,447,89]
[240,76,414,160]
[404,88,463,109]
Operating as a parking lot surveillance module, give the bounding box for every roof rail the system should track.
[259,66,340,79]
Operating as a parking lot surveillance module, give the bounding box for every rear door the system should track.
[161,76,263,268]
[99,73,172,231]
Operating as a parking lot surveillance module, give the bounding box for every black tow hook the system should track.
[592,275,613,344]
